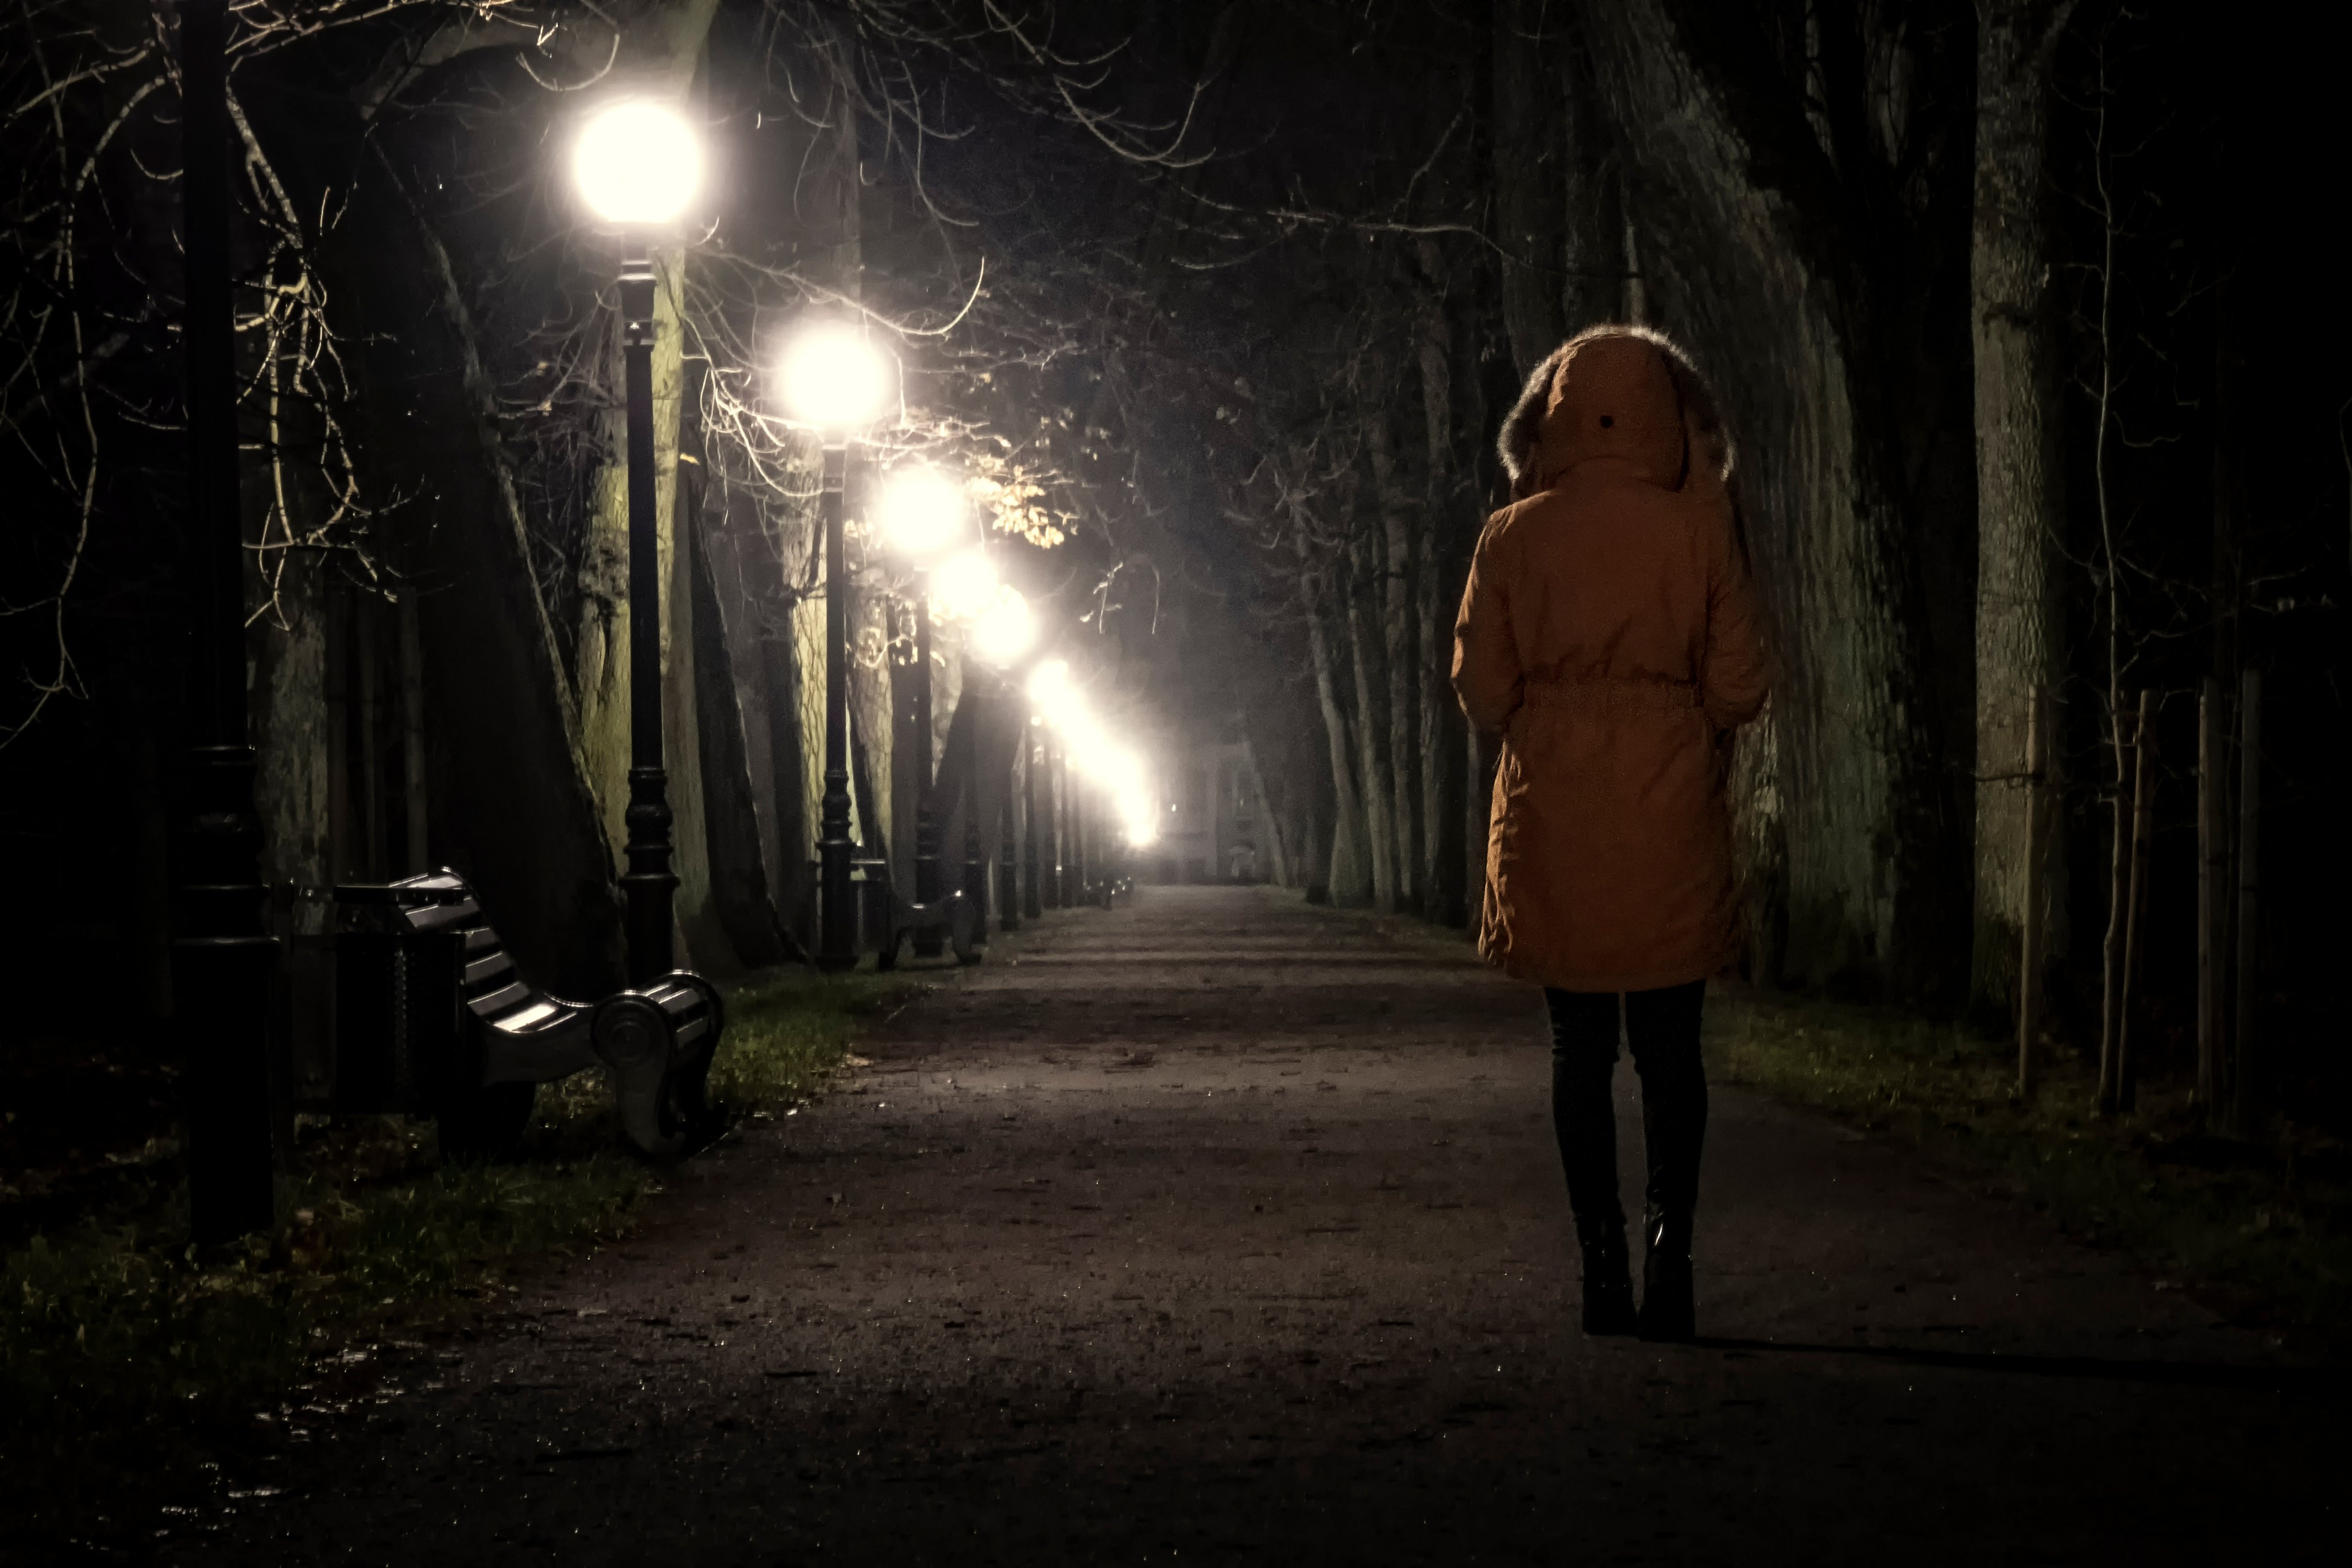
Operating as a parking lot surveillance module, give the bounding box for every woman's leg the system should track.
[1624,979,1707,1339]
[1544,988,1634,1334]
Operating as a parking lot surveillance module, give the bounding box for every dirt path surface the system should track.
[171,886,2335,1565]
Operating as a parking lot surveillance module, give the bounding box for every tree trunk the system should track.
[1971,0,2079,1016]
[574,459,630,847]
[701,462,812,957]
[1492,0,1569,375]
[1344,531,1399,913]
[1305,563,1371,907]
[686,445,791,969]
[1247,750,1293,888]
[1413,238,1457,925]
[397,588,428,874]
[1561,7,1627,330]
[1369,417,1421,915]
[653,255,741,977]
[252,550,331,921]
[2017,684,2047,1098]
[848,563,895,866]
[339,148,622,997]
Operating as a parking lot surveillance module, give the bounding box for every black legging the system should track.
[1545,981,1708,1245]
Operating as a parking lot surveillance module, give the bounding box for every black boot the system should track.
[1637,1206,1695,1342]
[1579,1225,1637,1337]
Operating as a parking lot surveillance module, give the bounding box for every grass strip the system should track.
[0,967,919,1554]
[1707,984,2352,1338]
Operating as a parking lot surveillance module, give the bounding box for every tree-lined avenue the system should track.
[173,887,2330,1564]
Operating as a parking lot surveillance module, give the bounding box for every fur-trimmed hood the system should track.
[1497,325,1735,504]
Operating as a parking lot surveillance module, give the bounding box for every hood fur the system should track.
[1498,324,1735,503]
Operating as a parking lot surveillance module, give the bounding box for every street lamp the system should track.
[1022,713,1046,922]
[1022,659,1155,903]
[1024,660,1071,913]
[574,99,703,985]
[778,323,897,971]
[878,467,967,954]
[971,589,1037,668]
[574,103,705,226]
[930,546,1000,623]
[947,581,1035,938]
[176,0,276,1244]
[970,590,1036,932]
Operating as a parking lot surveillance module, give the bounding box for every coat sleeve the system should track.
[1698,503,1771,732]
[1452,512,1522,735]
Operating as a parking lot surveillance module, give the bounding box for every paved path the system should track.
[178,886,2334,1565]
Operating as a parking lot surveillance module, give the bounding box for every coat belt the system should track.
[1521,678,1700,715]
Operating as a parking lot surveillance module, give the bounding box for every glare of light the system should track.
[930,547,999,622]
[1059,710,1111,771]
[1026,659,1081,728]
[778,323,895,432]
[971,589,1035,666]
[1026,658,1070,707]
[1116,783,1158,847]
[1019,658,1155,835]
[878,467,964,561]
[574,102,703,226]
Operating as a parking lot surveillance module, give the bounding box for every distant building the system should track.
[1144,724,1271,884]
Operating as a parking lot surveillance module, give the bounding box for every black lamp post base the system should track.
[817,829,858,972]
[178,933,280,1246]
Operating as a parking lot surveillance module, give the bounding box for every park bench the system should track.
[330,869,722,1157]
[858,856,980,970]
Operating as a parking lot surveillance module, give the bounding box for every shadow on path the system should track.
[1692,1335,2339,1393]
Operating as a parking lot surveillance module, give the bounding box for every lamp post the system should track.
[962,586,1036,939]
[877,469,965,958]
[176,0,276,1245]
[1060,746,1078,907]
[1072,771,1089,905]
[999,799,1020,933]
[779,325,897,971]
[1047,732,1066,909]
[1022,718,1044,921]
[574,101,704,984]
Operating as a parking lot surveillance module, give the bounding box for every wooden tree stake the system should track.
[2017,684,2046,1101]
[2227,669,2262,1137]
[2196,677,2224,1115]
[2098,690,2134,1115]
[2117,688,2156,1113]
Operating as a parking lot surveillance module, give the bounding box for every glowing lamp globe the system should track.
[931,548,1000,623]
[879,469,965,561]
[574,103,703,226]
[1026,658,1080,727]
[972,590,1036,667]
[1026,658,1070,706]
[779,325,895,433]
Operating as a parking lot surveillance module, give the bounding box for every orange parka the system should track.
[1450,328,1771,993]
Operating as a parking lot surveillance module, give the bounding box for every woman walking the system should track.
[1452,327,1770,1341]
